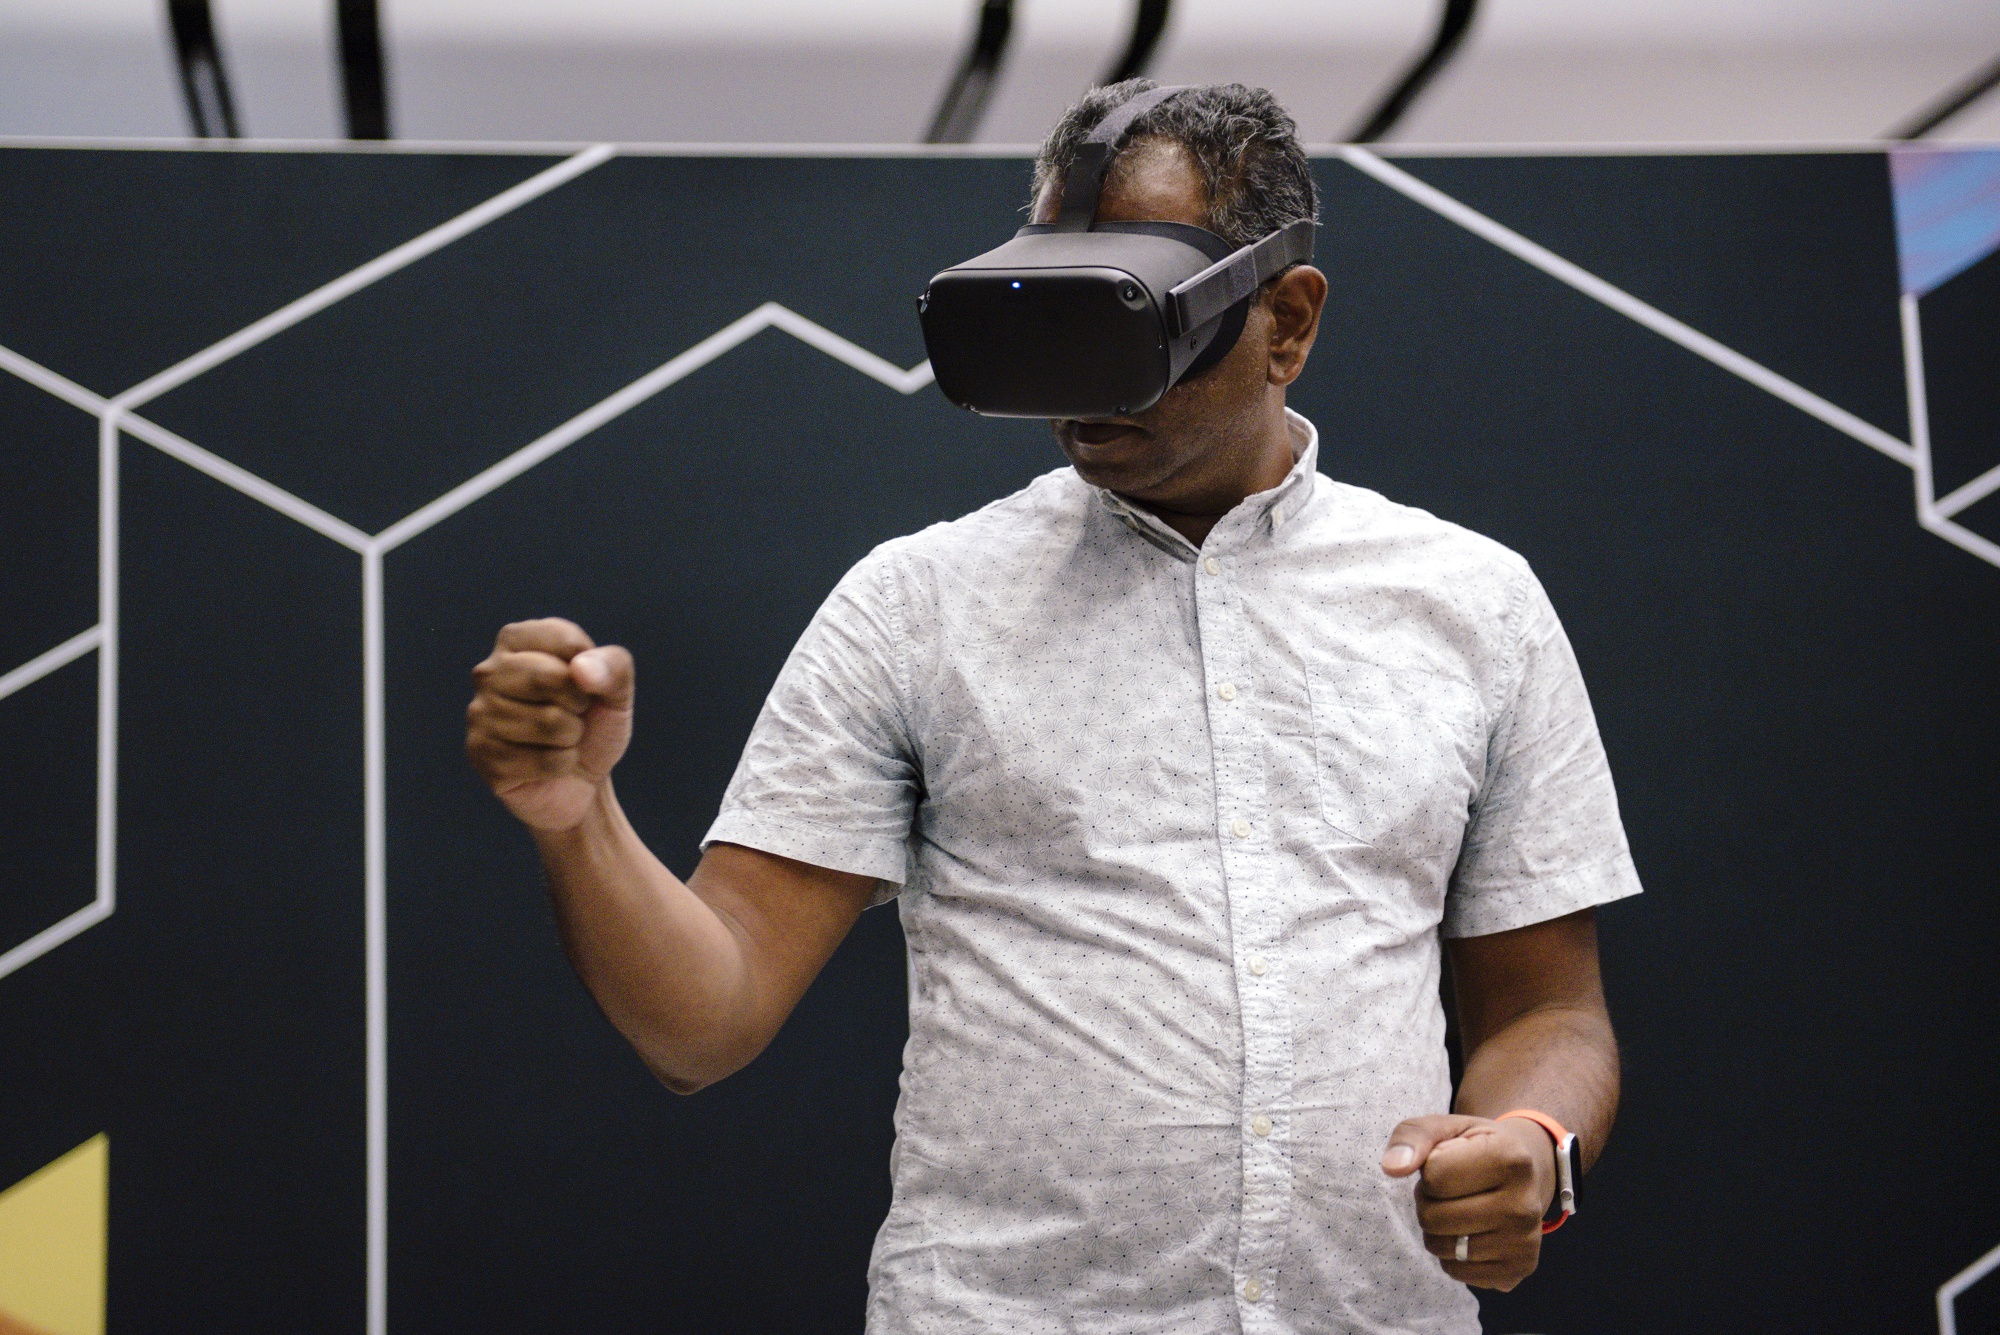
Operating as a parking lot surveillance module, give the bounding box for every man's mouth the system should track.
[1065,419,1144,447]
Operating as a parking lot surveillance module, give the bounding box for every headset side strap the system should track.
[1165,219,1317,333]
[1053,84,1189,232]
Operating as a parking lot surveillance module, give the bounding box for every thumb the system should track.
[570,645,635,708]
[1381,1114,1482,1177]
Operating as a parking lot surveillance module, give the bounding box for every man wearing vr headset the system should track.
[468,80,1637,1334]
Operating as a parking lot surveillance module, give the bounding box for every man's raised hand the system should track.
[467,618,635,831]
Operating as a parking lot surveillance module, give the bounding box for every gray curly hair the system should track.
[1031,79,1320,252]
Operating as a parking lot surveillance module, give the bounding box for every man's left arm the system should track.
[1380,906,1617,1291]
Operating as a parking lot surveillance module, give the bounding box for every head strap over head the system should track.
[1052,84,1190,233]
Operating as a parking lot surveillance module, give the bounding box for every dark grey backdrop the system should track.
[0,143,1996,1334]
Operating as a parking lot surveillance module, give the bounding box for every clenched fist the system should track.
[1380,1113,1558,1292]
[467,618,635,831]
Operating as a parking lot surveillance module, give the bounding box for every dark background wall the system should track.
[0,144,1995,1333]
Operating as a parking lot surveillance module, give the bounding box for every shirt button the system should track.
[1251,1114,1273,1137]
[1203,557,1221,575]
[1244,1279,1265,1302]
[1216,682,1237,701]
[1271,508,1286,529]
[1230,818,1251,839]
[1248,955,1268,975]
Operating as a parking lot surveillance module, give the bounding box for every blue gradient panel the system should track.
[1891,146,2000,297]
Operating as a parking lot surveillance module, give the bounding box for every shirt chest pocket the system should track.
[1306,660,1484,857]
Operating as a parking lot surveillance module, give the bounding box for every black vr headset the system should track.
[916,84,1316,420]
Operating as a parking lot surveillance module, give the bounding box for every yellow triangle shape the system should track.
[0,1136,107,1335]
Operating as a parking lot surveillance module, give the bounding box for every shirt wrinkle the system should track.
[703,409,1640,1335]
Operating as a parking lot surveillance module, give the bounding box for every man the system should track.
[466,81,1639,1333]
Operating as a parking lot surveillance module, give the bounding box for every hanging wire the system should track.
[925,0,1016,144]
[1886,51,2000,140]
[337,0,392,139]
[1347,0,1479,143]
[1099,0,1173,87]
[165,0,241,137]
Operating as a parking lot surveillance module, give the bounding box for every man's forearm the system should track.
[1453,1002,1618,1172]
[532,781,755,1093]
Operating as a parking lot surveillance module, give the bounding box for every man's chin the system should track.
[1056,421,1161,487]
[1065,453,1156,495]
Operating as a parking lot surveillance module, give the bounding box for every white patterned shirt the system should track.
[704,410,1641,1334]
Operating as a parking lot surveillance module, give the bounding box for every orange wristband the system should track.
[1497,1108,1568,1145]
[1497,1109,1575,1233]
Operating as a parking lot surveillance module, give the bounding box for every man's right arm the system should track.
[466,618,876,1094]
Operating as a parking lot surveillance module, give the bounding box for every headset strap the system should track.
[1166,218,1317,334]
[1052,84,1190,232]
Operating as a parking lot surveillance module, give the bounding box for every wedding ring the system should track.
[1454,1234,1471,1262]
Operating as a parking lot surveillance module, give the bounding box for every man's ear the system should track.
[1265,265,1327,388]
[1029,180,1060,226]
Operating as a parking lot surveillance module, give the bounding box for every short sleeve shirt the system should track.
[704,410,1641,1335]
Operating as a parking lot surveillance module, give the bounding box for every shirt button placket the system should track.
[1197,542,1294,1322]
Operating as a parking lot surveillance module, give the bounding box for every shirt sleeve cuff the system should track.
[701,807,909,905]
[1442,853,1643,938]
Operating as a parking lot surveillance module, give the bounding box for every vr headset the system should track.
[917,84,1316,420]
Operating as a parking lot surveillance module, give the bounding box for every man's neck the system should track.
[1123,410,1297,549]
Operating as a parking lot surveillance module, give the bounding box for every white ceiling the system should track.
[3,0,1997,143]
[16,0,1999,45]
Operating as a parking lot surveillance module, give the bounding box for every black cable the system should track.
[1099,0,1172,87]
[1347,0,1478,144]
[1887,50,2000,140]
[165,0,240,138]
[337,0,392,140]
[925,0,1015,144]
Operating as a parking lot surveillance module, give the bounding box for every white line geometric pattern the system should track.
[0,144,939,1335]
[1940,1238,2000,1334]
[0,621,110,981]
[1339,147,2000,571]
[0,624,101,704]
[0,141,1988,1335]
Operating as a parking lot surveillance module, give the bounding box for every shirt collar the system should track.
[1096,409,1321,557]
